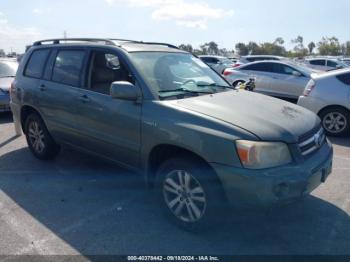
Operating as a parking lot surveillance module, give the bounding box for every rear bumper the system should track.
[211,139,333,210]
[297,96,324,114]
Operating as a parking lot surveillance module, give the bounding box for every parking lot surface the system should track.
[0,112,349,256]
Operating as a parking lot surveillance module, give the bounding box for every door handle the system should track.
[39,84,47,91]
[78,95,91,103]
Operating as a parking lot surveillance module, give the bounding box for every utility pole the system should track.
[63,31,67,39]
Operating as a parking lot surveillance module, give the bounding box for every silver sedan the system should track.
[223,61,319,100]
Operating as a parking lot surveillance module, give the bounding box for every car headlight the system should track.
[236,140,292,169]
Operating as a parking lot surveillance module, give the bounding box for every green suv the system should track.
[11,38,333,229]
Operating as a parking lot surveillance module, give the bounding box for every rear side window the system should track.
[336,73,350,85]
[241,62,273,72]
[24,49,50,78]
[52,50,86,87]
[310,60,325,66]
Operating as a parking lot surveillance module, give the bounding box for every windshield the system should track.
[0,61,18,78]
[129,52,231,100]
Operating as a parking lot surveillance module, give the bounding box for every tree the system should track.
[200,41,219,55]
[318,37,341,56]
[308,42,316,54]
[235,43,249,56]
[342,41,350,56]
[247,41,261,55]
[0,49,5,57]
[178,44,194,53]
[274,37,285,46]
[291,36,308,57]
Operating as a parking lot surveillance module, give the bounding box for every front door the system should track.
[74,50,142,169]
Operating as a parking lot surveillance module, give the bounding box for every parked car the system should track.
[340,57,350,66]
[223,60,318,100]
[234,55,285,67]
[298,68,350,137]
[304,58,348,71]
[198,55,234,74]
[11,38,333,230]
[0,58,18,112]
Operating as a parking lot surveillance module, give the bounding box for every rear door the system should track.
[74,49,142,169]
[309,59,327,71]
[37,48,88,144]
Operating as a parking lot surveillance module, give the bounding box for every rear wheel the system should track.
[319,107,350,137]
[25,113,60,160]
[156,157,226,231]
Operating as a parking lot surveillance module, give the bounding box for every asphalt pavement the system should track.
[0,112,349,256]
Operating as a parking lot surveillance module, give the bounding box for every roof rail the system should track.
[33,38,179,50]
[33,38,117,46]
[109,39,179,49]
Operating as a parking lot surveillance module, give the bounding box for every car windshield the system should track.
[129,52,231,100]
[0,61,18,78]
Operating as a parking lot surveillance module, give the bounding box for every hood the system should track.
[0,77,14,91]
[171,90,320,143]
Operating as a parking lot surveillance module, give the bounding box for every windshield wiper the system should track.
[196,83,233,89]
[159,88,215,94]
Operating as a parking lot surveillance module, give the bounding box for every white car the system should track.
[298,68,350,136]
[304,58,348,72]
[223,61,318,100]
[199,55,235,74]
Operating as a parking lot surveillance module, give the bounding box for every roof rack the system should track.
[33,38,117,46]
[33,38,179,50]
[109,39,179,49]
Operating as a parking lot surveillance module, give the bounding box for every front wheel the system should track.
[156,157,226,231]
[319,107,350,137]
[25,113,60,160]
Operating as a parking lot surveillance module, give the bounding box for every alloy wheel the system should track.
[163,170,207,223]
[323,112,347,134]
[28,121,45,153]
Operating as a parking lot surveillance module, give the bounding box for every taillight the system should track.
[233,63,241,68]
[223,69,234,76]
[303,80,316,97]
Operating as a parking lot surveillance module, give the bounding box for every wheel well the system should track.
[232,80,246,85]
[147,144,212,187]
[318,105,350,117]
[20,106,40,133]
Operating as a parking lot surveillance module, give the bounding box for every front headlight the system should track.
[236,140,292,169]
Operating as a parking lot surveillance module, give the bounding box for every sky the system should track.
[0,0,349,53]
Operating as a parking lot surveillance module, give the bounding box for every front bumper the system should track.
[211,139,333,210]
[0,94,10,112]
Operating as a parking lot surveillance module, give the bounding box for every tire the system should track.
[233,80,245,88]
[155,157,226,231]
[319,107,350,137]
[24,113,60,160]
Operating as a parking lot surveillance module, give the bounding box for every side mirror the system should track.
[336,65,342,69]
[110,81,141,101]
[292,71,302,77]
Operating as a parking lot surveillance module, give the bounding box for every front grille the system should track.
[298,126,326,156]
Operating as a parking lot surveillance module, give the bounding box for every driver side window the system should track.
[88,51,134,95]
